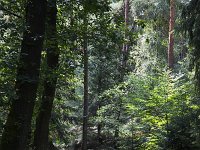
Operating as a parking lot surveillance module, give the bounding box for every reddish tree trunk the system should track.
[121,0,129,74]
[168,0,175,69]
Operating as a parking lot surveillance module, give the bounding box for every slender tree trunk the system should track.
[97,64,103,145]
[121,0,129,76]
[168,0,175,69]
[33,0,58,150]
[131,124,134,150]
[114,0,129,149]
[0,1,47,150]
[82,21,89,150]
[97,123,102,144]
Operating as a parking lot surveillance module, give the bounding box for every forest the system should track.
[0,0,200,150]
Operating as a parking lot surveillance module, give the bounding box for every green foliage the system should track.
[0,0,24,138]
[183,0,200,90]
[91,68,197,149]
[0,0,200,149]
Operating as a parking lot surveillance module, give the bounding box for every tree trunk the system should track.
[168,0,175,69]
[0,1,47,150]
[114,0,129,149]
[121,0,129,76]
[82,19,89,150]
[97,63,103,145]
[33,0,58,149]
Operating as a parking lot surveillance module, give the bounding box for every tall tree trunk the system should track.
[168,0,175,69]
[82,20,89,150]
[97,61,103,145]
[114,0,129,149]
[121,0,129,76]
[33,0,58,149]
[0,1,47,150]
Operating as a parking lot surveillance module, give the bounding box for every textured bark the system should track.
[168,0,175,69]
[0,1,47,150]
[33,0,58,150]
[82,21,89,150]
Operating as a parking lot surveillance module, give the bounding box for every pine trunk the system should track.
[0,1,47,150]
[33,0,58,149]
[168,0,175,69]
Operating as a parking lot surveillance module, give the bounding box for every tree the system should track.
[121,0,130,75]
[183,0,200,89]
[168,0,175,69]
[114,0,130,148]
[82,15,89,150]
[1,0,199,149]
[0,0,24,135]
[0,0,47,149]
[33,0,59,149]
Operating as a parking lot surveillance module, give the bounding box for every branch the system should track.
[0,5,22,18]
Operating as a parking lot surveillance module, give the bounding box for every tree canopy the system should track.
[0,0,200,150]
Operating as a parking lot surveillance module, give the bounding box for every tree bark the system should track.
[97,60,103,145]
[168,0,175,69]
[0,1,47,150]
[82,20,89,150]
[33,0,58,149]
